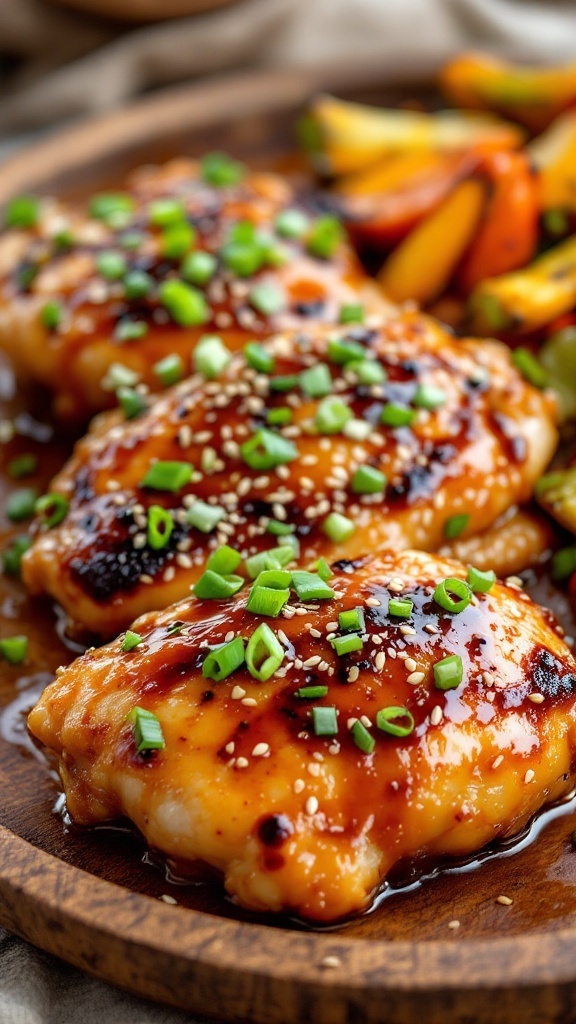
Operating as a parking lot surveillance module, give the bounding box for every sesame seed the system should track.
[400,625,416,636]
[492,754,504,769]
[225,742,235,754]
[326,621,338,632]
[252,742,270,757]
[328,742,340,755]
[231,685,246,700]
[307,763,321,777]
[242,697,257,707]
[375,651,386,671]
[366,597,381,607]
[347,666,360,683]
[448,920,460,930]
[407,671,425,685]
[524,769,535,784]
[294,779,305,794]
[496,895,513,906]
[347,717,358,730]
[405,658,417,673]
[528,693,544,704]
[320,956,341,969]
[430,705,443,726]
[160,894,178,905]
[360,715,372,728]
[482,671,495,686]
[236,757,249,769]
[424,623,440,634]
[303,655,321,668]
[309,628,322,639]
[305,796,319,816]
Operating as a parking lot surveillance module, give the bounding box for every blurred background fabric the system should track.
[1,0,576,136]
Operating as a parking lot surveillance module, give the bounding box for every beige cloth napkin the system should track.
[1,0,576,133]
[1,1,576,1021]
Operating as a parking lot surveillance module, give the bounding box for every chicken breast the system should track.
[0,157,391,419]
[22,314,558,637]
[28,549,576,922]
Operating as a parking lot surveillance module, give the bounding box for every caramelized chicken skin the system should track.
[0,158,391,419]
[22,314,558,637]
[28,550,576,922]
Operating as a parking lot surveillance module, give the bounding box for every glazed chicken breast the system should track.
[0,157,391,419]
[28,549,576,922]
[22,313,558,638]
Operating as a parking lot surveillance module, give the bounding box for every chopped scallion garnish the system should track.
[6,488,38,523]
[0,634,28,664]
[128,706,165,753]
[444,513,470,540]
[147,505,174,550]
[8,454,37,479]
[153,353,184,386]
[313,705,338,736]
[291,570,335,602]
[244,342,275,374]
[380,403,416,428]
[351,465,386,495]
[246,584,290,617]
[351,719,374,754]
[413,383,446,410]
[122,630,143,652]
[299,363,333,398]
[203,636,246,681]
[140,460,193,492]
[315,396,352,434]
[193,334,231,379]
[240,428,298,470]
[338,607,365,633]
[467,566,496,593]
[433,654,463,691]
[186,500,225,533]
[388,597,413,619]
[295,685,329,699]
[322,512,355,543]
[331,632,363,656]
[35,492,68,528]
[194,570,244,599]
[512,348,548,390]
[181,250,217,286]
[433,577,472,613]
[376,706,414,737]
[206,545,241,575]
[158,279,209,327]
[246,622,284,681]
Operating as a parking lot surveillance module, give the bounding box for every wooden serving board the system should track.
[2,65,576,1024]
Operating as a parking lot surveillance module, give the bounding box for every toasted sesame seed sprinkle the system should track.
[294,779,305,794]
[160,894,178,905]
[492,754,504,769]
[305,796,319,816]
[400,625,416,636]
[303,655,321,668]
[448,920,460,930]
[347,717,358,730]
[375,651,386,671]
[524,769,535,784]
[496,895,513,906]
[231,685,246,700]
[366,597,381,608]
[407,671,425,685]
[252,743,270,757]
[430,705,443,726]
[347,666,360,683]
[242,697,257,707]
[236,757,249,769]
[528,693,544,704]
[225,742,235,755]
[405,658,417,673]
[307,763,321,777]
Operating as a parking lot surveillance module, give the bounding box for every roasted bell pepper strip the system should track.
[378,177,486,304]
[529,110,576,213]
[440,52,576,132]
[303,94,524,176]
[458,150,538,293]
[467,234,576,336]
[340,149,481,247]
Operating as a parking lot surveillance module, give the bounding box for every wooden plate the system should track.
[2,65,576,1024]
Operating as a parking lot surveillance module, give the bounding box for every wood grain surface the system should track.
[1,66,576,1024]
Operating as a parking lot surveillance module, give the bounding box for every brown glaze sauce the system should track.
[2,342,576,932]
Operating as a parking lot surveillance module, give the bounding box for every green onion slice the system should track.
[291,570,335,602]
[433,577,472,614]
[206,545,241,575]
[246,623,284,681]
[467,566,496,593]
[376,706,414,737]
[313,705,338,736]
[0,635,28,664]
[351,719,375,754]
[147,505,174,550]
[35,493,69,528]
[338,607,365,633]
[433,653,463,690]
[240,428,298,470]
[202,636,245,681]
[128,706,165,754]
[246,584,290,617]
[122,630,143,652]
[140,460,193,492]
[444,513,470,540]
[388,597,413,619]
[331,632,363,656]
[194,570,244,599]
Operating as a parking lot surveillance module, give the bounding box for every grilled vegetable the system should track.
[458,150,538,293]
[467,234,576,335]
[378,177,486,303]
[537,467,576,535]
[302,94,524,176]
[539,326,576,420]
[529,110,576,216]
[440,53,576,132]
[339,150,481,246]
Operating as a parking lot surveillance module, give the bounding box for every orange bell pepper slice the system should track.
[378,177,486,304]
[529,110,576,213]
[342,149,482,247]
[458,150,538,294]
[440,52,576,132]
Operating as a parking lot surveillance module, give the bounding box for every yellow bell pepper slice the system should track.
[378,177,486,305]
